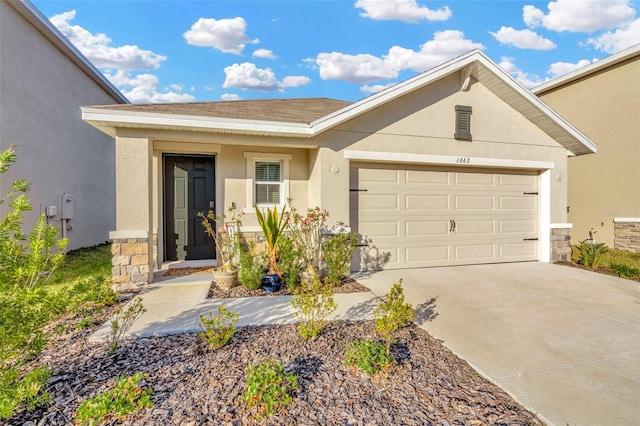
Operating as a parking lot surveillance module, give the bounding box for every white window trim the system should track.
[243,152,292,213]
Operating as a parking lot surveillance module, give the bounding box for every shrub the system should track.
[108,297,146,354]
[374,280,415,355]
[574,242,609,269]
[278,237,302,289]
[323,232,358,286]
[290,275,337,340]
[344,340,393,376]
[609,262,640,279]
[198,305,240,349]
[75,372,153,425]
[0,366,50,419]
[238,247,264,291]
[243,359,298,419]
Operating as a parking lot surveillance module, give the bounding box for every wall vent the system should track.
[454,105,472,141]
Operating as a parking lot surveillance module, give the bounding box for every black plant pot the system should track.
[261,274,281,293]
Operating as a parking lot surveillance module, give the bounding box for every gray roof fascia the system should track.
[8,0,129,104]
[532,43,640,94]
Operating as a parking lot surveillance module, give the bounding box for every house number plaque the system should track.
[455,157,471,164]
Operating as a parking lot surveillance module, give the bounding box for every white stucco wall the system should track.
[0,0,122,250]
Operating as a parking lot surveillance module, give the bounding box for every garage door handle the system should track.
[350,188,368,192]
[449,219,456,233]
[523,238,539,241]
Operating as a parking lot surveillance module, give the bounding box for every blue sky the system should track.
[33,0,640,103]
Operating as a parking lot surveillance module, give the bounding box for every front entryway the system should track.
[164,155,216,261]
[350,163,539,269]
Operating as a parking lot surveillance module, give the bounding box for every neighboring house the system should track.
[81,50,597,289]
[0,0,128,250]
[533,44,640,252]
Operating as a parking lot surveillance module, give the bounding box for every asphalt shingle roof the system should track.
[88,98,351,124]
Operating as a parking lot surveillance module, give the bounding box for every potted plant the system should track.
[255,205,288,292]
[198,206,243,289]
[289,206,328,284]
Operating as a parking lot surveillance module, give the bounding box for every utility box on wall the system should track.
[61,193,74,219]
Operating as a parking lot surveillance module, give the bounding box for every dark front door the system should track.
[164,155,215,261]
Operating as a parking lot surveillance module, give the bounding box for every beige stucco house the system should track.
[533,44,640,252]
[81,50,597,288]
[0,0,128,250]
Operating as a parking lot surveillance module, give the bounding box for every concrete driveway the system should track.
[356,262,640,426]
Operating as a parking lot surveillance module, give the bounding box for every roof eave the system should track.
[81,107,315,138]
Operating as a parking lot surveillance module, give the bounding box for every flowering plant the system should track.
[289,206,328,273]
[198,206,243,272]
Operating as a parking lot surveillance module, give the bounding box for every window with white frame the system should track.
[244,152,291,211]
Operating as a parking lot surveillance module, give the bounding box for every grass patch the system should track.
[50,243,112,288]
[601,249,640,270]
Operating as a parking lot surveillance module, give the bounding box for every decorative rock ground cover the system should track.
[10,311,542,425]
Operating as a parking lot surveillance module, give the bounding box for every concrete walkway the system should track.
[91,263,640,426]
[356,262,640,426]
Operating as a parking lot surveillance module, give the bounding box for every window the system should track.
[255,161,281,204]
[244,152,291,211]
[454,105,472,141]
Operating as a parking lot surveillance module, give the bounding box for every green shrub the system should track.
[573,242,609,269]
[0,366,50,419]
[374,280,415,355]
[278,237,302,289]
[238,247,264,290]
[344,340,393,375]
[108,297,146,354]
[323,232,358,286]
[75,372,153,425]
[290,275,337,340]
[243,359,298,419]
[609,262,640,279]
[198,305,240,349]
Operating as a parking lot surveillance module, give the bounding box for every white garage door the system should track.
[350,163,539,269]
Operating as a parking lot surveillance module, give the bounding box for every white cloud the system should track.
[548,59,593,77]
[282,75,311,87]
[355,0,452,23]
[221,93,242,101]
[106,71,196,103]
[586,18,640,53]
[498,57,548,88]
[360,82,397,93]
[311,30,484,83]
[490,26,556,50]
[49,10,166,70]
[223,62,311,91]
[523,0,636,32]
[253,48,277,59]
[183,17,259,54]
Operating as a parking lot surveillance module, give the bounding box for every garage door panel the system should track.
[500,219,537,234]
[499,241,538,258]
[359,194,399,210]
[456,220,495,235]
[406,194,450,211]
[358,220,399,237]
[500,196,537,210]
[455,195,495,211]
[354,164,539,269]
[406,220,449,237]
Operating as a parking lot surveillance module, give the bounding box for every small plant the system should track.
[323,232,358,286]
[238,247,264,290]
[75,372,153,425]
[609,262,640,279]
[374,280,415,355]
[243,359,298,419]
[255,205,289,279]
[198,206,244,272]
[290,275,337,340]
[344,340,393,375]
[278,236,303,289]
[198,304,240,349]
[289,205,328,274]
[574,242,609,269]
[0,366,51,419]
[75,316,94,330]
[108,297,146,354]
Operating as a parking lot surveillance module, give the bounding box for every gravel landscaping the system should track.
[9,308,543,426]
